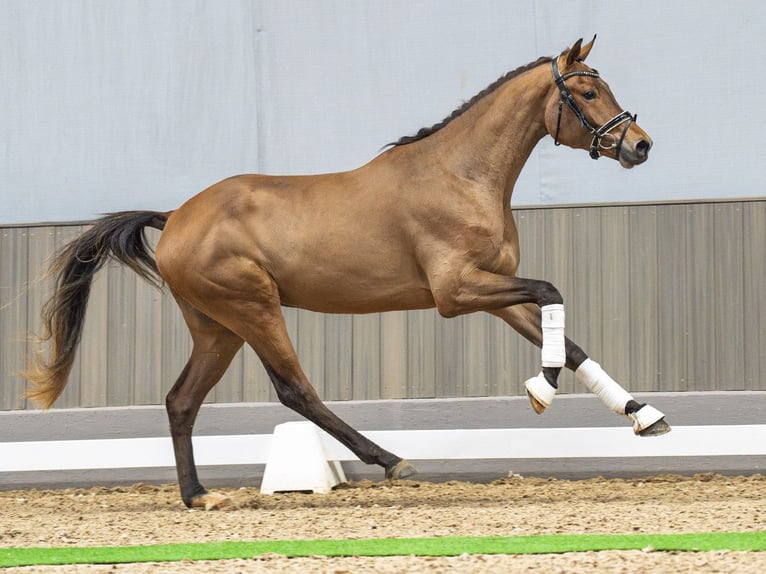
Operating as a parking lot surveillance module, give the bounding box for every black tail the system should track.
[24,211,169,408]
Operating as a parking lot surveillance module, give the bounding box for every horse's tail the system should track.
[23,210,170,409]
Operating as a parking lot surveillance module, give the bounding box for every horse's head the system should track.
[545,36,652,169]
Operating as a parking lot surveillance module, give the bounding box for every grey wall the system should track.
[2,199,764,411]
[2,1,766,225]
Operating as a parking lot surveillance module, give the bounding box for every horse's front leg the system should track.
[430,268,669,435]
[490,303,670,436]
[433,269,571,404]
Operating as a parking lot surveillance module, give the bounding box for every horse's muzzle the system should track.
[619,137,652,169]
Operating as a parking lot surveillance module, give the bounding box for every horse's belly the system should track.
[276,273,435,314]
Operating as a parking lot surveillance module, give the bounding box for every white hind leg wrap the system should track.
[575,359,633,414]
[541,304,566,368]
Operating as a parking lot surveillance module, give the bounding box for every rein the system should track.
[551,56,636,160]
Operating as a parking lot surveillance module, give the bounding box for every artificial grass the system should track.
[1,531,764,567]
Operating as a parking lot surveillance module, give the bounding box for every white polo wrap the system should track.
[575,358,633,414]
[540,304,566,368]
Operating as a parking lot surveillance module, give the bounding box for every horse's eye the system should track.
[583,90,597,101]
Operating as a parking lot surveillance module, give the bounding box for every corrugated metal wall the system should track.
[1,199,764,411]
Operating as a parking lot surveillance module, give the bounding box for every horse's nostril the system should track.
[636,139,652,155]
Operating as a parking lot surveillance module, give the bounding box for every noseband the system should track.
[551,56,636,160]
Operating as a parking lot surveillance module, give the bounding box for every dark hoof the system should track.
[526,391,547,415]
[638,418,672,437]
[386,459,417,480]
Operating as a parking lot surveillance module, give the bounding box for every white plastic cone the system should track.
[260,421,347,494]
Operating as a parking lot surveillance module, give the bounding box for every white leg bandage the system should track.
[541,304,566,368]
[575,358,633,414]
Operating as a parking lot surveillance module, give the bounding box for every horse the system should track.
[24,37,670,510]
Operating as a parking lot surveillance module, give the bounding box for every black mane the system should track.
[388,56,552,148]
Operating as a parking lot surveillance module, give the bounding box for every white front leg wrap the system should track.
[575,359,633,414]
[541,304,566,368]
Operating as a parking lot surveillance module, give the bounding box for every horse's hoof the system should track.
[190,491,232,511]
[629,404,670,436]
[526,391,547,414]
[524,373,555,414]
[638,418,672,437]
[386,459,417,480]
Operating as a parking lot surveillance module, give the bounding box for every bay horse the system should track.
[25,37,670,510]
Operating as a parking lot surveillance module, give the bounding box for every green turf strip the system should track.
[2,532,765,567]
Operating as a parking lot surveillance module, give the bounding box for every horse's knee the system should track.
[535,280,563,307]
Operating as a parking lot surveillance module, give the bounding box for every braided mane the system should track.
[388,56,552,148]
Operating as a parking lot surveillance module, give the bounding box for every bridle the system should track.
[551,55,636,160]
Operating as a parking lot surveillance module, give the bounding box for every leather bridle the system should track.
[551,56,636,160]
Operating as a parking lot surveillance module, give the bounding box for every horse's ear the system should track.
[565,38,584,67]
[577,34,597,62]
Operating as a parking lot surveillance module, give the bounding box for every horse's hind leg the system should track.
[491,304,670,436]
[166,296,244,509]
[207,278,415,481]
[255,317,415,480]
[262,360,415,479]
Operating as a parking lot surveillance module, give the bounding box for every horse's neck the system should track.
[403,65,552,205]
